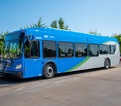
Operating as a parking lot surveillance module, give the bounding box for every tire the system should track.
[43,63,55,79]
[104,59,110,69]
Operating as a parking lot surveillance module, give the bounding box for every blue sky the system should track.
[0,0,121,36]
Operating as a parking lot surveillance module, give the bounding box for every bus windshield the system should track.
[1,33,24,59]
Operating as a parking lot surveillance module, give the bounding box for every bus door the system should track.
[24,40,42,78]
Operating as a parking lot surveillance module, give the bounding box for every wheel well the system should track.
[44,61,57,74]
[106,58,111,66]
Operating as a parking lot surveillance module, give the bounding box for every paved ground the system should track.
[0,62,121,106]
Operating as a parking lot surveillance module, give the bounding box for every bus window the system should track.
[24,40,40,58]
[100,45,108,54]
[31,41,40,57]
[24,41,30,58]
[75,43,87,57]
[89,44,99,56]
[109,45,116,54]
[43,41,56,58]
[58,42,73,58]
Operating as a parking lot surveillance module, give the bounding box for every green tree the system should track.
[37,17,45,27]
[0,31,9,39]
[0,31,9,55]
[50,20,57,28]
[88,30,102,36]
[58,17,64,29]
[20,17,46,29]
[50,17,69,30]
[112,34,121,53]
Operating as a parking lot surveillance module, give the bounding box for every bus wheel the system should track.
[43,64,55,79]
[104,59,110,69]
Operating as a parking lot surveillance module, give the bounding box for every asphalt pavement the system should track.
[0,62,121,106]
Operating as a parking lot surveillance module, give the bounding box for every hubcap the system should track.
[45,66,53,77]
[105,60,109,68]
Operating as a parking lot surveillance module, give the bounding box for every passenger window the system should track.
[109,45,116,54]
[24,45,30,58]
[89,44,99,56]
[100,45,108,54]
[43,41,56,58]
[24,40,40,58]
[58,42,73,57]
[75,43,87,57]
[31,41,40,57]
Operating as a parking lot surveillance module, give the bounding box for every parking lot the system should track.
[0,62,121,106]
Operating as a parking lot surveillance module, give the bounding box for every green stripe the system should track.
[65,57,90,72]
[103,41,111,44]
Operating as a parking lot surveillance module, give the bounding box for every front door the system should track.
[23,40,42,78]
[24,59,42,78]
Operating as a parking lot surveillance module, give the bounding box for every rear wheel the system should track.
[43,64,55,79]
[104,59,110,69]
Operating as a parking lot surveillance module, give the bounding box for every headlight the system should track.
[15,64,22,69]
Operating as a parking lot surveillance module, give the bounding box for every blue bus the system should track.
[0,27,120,78]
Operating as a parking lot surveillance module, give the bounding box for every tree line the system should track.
[0,17,121,53]
[20,17,69,30]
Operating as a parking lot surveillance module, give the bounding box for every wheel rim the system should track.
[105,60,109,68]
[45,66,53,77]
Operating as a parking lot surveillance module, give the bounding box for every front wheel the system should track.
[104,59,110,69]
[43,64,55,79]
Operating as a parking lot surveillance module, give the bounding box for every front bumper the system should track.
[0,69,23,78]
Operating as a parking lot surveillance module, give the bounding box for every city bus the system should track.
[0,27,120,79]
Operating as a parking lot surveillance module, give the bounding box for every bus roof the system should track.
[8,27,119,44]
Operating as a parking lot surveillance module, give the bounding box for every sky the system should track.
[0,0,121,36]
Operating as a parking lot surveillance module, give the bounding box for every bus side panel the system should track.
[42,57,87,74]
[56,57,87,73]
[23,59,43,78]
